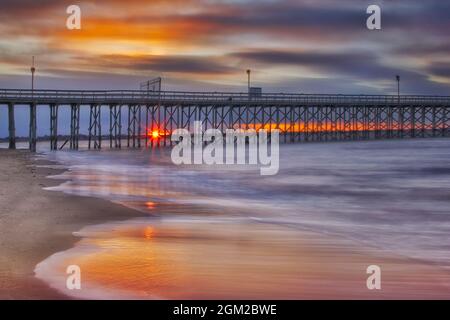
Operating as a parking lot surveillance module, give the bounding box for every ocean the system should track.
[22,138,450,298]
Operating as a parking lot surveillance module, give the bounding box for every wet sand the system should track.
[35,217,450,299]
[0,150,143,299]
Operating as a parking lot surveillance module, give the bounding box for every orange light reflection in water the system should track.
[145,201,156,210]
[146,129,171,140]
[144,122,443,138]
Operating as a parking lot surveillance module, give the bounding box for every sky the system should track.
[0,0,450,95]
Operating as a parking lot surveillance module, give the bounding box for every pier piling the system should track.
[88,104,101,149]
[29,103,37,152]
[50,104,58,150]
[8,103,15,149]
[70,104,80,150]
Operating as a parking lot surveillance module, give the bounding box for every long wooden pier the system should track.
[1,89,450,151]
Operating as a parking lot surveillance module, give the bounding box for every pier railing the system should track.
[2,89,450,105]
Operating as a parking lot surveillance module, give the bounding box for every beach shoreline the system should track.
[0,149,145,299]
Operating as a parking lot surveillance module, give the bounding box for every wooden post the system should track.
[50,105,53,150]
[138,105,142,148]
[29,103,37,152]
[8,103,16,149]
[98,105,102,149]
[70,104,74,150]
[50,104,58,150]
[109,105,113,149]
[127,106,131,147]
[88,105,93,149]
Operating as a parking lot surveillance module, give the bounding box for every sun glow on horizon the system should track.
[151,130,160,139]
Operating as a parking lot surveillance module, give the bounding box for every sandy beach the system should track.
[0,149,143,299]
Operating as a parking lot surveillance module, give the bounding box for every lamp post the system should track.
[396,75,400,104]
[246,69,251,94]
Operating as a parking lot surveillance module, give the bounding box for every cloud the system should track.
[70,54,237,75]
[0,0,450,94]
[230,49,417,81]
[427,62,450,80]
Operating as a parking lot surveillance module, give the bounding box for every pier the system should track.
[1,89,450,151]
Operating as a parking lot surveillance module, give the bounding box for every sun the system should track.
[151,130,160,139]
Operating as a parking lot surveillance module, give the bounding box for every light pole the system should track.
[246,69,251,94]
[396,75,400,104]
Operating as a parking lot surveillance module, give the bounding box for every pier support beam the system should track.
[29,103,37,152]
[89,104,102,149]
[8,103,15,149]
[70,104,80,150]
[147,105,161,147]
[109,105,122,148]
[127,105,141,148]
[443,107,450,137]
[50,104,59,150]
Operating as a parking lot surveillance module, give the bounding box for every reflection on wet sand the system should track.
[35,217,450,299]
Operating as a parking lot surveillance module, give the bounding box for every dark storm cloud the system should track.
[231,50,421,81]
[130,56,235,74]
[191,5,363,32]
[70,54,237,75]
[428,62,450,80]
[231,50,371,70]
[0,0,70,18]
[394,43,450,57]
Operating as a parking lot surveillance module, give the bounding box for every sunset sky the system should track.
[0,0,450,94]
